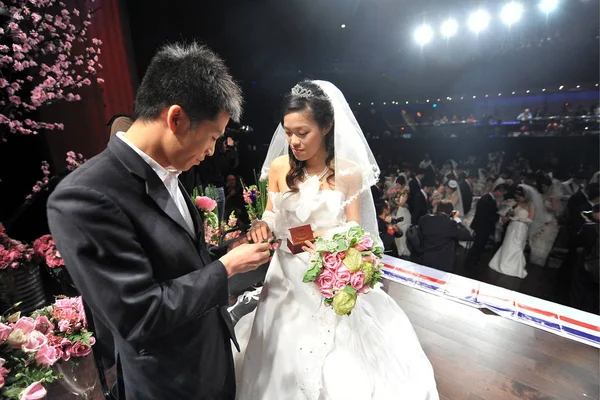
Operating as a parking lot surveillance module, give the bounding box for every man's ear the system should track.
[166,105,185,134]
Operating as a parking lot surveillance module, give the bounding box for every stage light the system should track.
[559,85,564,90]
[371,102,374,105]
[448,97,452,101]
[485,94,489,98]
[358,102,361,105]
[473,95,477,99]
[576,85,581,89]
[539,0,559,14]
[468,10,490,34]
[406,101,409,104]
[512,91,516,94]
[596,83,599,87]
[441,19,458,38]
[498,93,502,96]
[460,97,464,100]
[433,104,437,108]
[383,102,387,105]
[542,88,546,92]
[426,99,430,103]
[341,24,346,29]
[414,24,434,45]
[501,2,524,26]
[437,99,441,101]
[526,90,530,93]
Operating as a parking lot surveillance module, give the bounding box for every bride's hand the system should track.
[301,240,316,253]
[247,221,272,244]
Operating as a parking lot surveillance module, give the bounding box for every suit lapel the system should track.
[108,136,197,240]
[179,182,203,240]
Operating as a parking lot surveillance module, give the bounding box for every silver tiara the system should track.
[291,84,314,98]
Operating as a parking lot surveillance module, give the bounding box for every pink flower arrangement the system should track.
[0,0,103,140]
[195,196,217,212]
[0,296,95,399]
[32,235,64,273]
[303,226,384,316]
[0,223,35,270]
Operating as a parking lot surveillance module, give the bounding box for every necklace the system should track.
[303,166,329,187]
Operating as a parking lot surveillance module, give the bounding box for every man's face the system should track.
[166,108,230,171]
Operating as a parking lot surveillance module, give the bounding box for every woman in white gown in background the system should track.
[234,80,439,400]
[489,186,534,278]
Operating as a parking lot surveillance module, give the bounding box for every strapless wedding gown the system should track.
[233,179,439,400]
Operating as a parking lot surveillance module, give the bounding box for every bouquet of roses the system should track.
[0,296,95,399]
[241,172,268,221]
[32,235,65,279]
[302,226,383,316]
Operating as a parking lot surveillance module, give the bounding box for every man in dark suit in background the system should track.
[47,42,270,400]
[410,179,432,225]
[458,172,474,216]
[419,200,473,272]
[408,168,426,211]
[466,184,509,269]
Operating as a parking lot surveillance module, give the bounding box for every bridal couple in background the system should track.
[48,42,439,400]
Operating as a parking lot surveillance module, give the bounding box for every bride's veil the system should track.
[260,80,381,243]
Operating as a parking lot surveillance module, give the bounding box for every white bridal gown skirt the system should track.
[233,248,439,400]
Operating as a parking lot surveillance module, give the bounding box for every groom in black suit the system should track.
[466,184,508,269]
[47,42,271,400]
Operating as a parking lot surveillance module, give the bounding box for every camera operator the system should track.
[418,200,473,272]
[376,200,403,257]
[180,136,239,222]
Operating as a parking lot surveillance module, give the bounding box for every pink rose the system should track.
[316,268,336,298]
[350,271,366,291]
[354,235,374,251]
[34,344,58,367]
[14,317,35,335]
[0,323,11,343]
[69,340,94,358]
[20,380,46,400]
[194,196,217,212]
[22,330,48,353]
[322,253,341,271]
[34,316,54,335]
[362,254,375,263]
[0,358,9,389]
[57,319,71,333]
[335,265,351,285]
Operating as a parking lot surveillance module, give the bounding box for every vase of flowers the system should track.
[0,225,47,315]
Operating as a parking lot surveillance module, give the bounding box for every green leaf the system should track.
[342,285,357,295]
[324,298,333,306]
[336,239,349,252]
[302,265,321,283]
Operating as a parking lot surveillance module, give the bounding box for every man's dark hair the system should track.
[134,42,243,127]
[436,200,454,215]
[376,200,389,216]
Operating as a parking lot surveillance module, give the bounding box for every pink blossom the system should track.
[350,271,366,291]
[334,265,352,285]
[34,315,54,334]
[14,317,35,335]
[316,268,335,298]
[0,358,9,390]
[322,252,342,271]
[195,196,217,212]
[69,338,95,358]
[35,344,59,367]
[354,235,374,251]
[22,330,48,353]
[20,380,47,400]
[0,323,11,343]
[58,319,71,333]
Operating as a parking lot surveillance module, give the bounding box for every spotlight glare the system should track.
[414,24,434,45]
[498,93,502,96]
[460,97,464,100]
[539,0,559,14]
[341,24,346,29]
[576,85,581,89]
[501,2,524,26]
[526,90,530,93]
[485,94,489,97]
[559,85,564,90]
[512,91,516,95]
[473,95,477,99]
[596,83,599,87]
[441,19,458,38]
[468,10,490,34]
[448,97,452,101]
[371,102,374,105]
[406,101,409,104]
[358,102,361,105]
[426,99,430,103]
[542,88,546,92]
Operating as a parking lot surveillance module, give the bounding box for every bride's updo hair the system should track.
[282,80,335,192]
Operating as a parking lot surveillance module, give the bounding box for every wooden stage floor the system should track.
[47,279,599,400]
[384,280,600,400]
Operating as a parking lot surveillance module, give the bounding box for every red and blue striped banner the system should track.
[381,255,600,348]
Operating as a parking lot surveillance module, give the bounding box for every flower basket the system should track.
[0,263,47,315]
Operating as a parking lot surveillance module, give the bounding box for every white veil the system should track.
[519,184,552,240]
[260,80,381,242]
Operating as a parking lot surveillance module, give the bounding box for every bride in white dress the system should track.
[489,186,534,279]
[234,80,439,399]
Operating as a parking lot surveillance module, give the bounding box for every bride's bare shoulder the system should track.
[269,155,290,177]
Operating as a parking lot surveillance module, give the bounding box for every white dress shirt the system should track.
[117,132,195,236]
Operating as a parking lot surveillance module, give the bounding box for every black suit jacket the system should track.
[470,193,499,235]
[47,137,238,400]
[419,214,473,272]
[459,181,473,216]
[410,188,429,225]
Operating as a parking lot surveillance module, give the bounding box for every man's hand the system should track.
[247,221,272,244]
[220,243,271,277]
[226,137,235,147]
[227,235,248,251]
